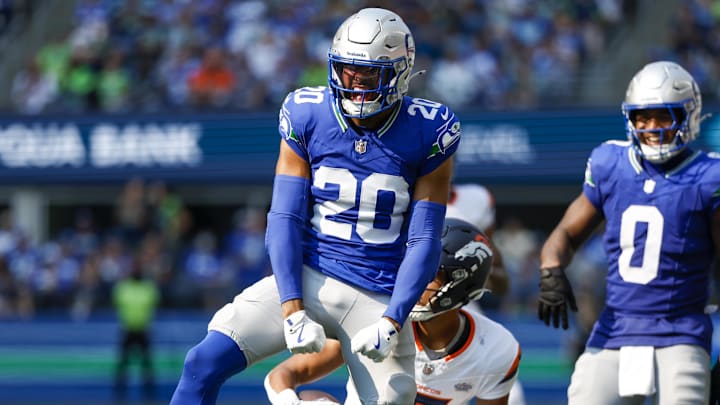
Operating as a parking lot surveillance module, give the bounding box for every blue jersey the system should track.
[582,140,720,352]
[278,87,460,294]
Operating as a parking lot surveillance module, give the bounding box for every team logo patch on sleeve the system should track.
[427,121,461,158]
[279,109,299,143]
[584,158,595,187]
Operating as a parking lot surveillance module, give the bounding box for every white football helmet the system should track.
[622,60,703,163]
[328,8,415,119]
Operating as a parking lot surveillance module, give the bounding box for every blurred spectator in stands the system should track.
[147,181,187,247]
[0,0,13,35]
[30,241,81,310]
[59,50,98,112]
[136,231,172,302]
[70,251,101,321]
[36,32,72,85]
[660,0,720,101]
[11,58,58,114]
[494,217,541,313]
[0,0,35,36]
[60,208,99,262]
[157,45,200,107]
[224,0,267,56]
[97,48,131,112]
[180,230,228,310]
[0,209,23,258]
[228,51,268,109]
[96,233,132,307]
[115,177,148,247]
[0,256,33,318]
[74,0,111,27]
[187,46,235,108]
[428,45,481,109]
[68,0,109,63]
[133,10,167,111]
[494,217,539,277]
[6,233,38,292]
[163,3,203,54]
[465,35,509,107]
[113,258,159,401]
[296,58,327,88]
[221,207,270,292]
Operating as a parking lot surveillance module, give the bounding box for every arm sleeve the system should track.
[266,174,310,303]
[383,200,446,325]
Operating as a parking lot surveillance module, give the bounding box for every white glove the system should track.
[283,310,327,354]
[350,318,398,363]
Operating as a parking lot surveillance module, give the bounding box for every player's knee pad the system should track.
[179,331,247,392]
[382,373,416,405]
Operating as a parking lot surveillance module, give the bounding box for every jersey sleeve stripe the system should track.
[498,346,522,384]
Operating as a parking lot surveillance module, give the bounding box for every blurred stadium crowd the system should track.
[0,0,719,326]
[0,178,273,319]
[9,0,644,114]
[0,176,609,331]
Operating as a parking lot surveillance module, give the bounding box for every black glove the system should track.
[538,267,578,330]
[711,358,720,404]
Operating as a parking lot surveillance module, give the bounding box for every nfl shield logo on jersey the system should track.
[643,179,656,194]
[355,139,367,154]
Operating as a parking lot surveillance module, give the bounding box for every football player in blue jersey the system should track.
[169,7,460,405]
[537,60,720,404]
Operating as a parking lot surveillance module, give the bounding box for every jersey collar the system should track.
[375,103,402,137]
[628,147,701,178]
[412,309,476,362]
[331,100,402,138]
[331,100,349,132]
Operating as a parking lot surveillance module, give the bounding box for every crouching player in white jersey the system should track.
[446,184,526,405]
[537,61,720,404]
[264,218,522,405]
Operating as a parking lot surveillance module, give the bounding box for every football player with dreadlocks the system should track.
[538,61,720,404]
[264,218,522,405]
[170,7,459,405]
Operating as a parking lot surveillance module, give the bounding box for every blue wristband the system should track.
[266,175,310,303]
[384,200,446,324]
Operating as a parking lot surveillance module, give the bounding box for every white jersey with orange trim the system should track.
[446,184,495,233]
[344,307,521,404]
